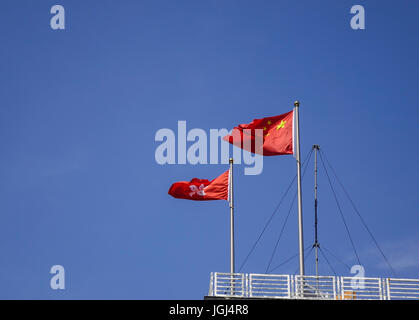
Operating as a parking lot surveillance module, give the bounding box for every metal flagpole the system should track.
[229,158,235,295]
[229,157,235,275]
[294,101,305,277]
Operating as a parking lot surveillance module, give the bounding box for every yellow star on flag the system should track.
[276,120,286,130]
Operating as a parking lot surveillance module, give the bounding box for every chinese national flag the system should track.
[223,110,294,156]
[168,170,229,201]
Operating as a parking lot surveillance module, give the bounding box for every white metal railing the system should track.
[339,276,383,300]
[208,272,419,300]
[248,274,291,299]
[211,272,246,297]
[386,278,419,300]
[295,275,337,299]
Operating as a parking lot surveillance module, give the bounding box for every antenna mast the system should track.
[313,145,320,277]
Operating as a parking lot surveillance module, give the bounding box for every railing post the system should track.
[243,274,246,297]
[214,272,218,296]
[378,278,383,300]
[248,274,252,297]
[209,272,214,296]
[386,278,391,300]
[245,273,249,297]
[230,273,234,296]
[332,276,336,299]
[290,275,293,298]
[336,276,340,300]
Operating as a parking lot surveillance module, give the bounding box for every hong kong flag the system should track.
[223,110,295,156]
[168,170,229,201]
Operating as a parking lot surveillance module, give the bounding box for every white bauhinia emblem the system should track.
[189,184,206,197]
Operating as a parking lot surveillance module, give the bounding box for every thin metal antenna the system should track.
[312,145,320,278]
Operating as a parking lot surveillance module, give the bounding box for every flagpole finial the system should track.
[294,101,300,107]
[229,158,234,164]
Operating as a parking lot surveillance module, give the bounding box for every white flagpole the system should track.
[294,101,305,277]
[229,158,235,275]
[229,158,235,295]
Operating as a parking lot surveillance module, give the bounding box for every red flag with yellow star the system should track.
[223,110,294,156]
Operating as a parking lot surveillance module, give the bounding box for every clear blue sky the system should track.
[1,0,419,299]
